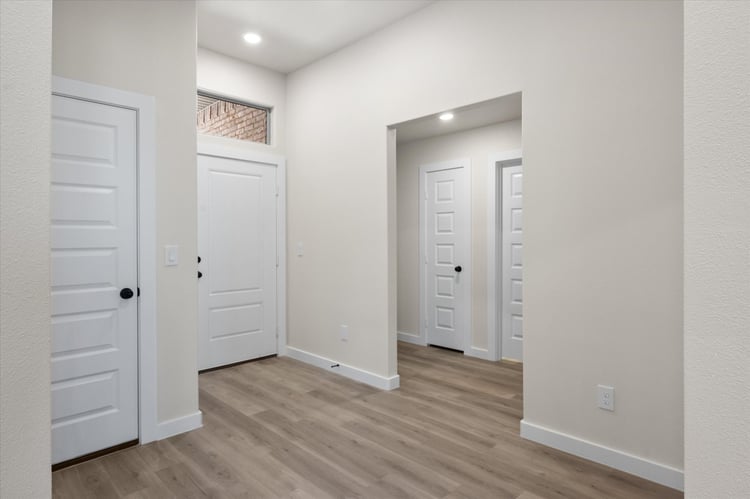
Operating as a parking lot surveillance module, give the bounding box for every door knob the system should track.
[120,288,134,299]
[454,265,462,273]
[197,271,203,279]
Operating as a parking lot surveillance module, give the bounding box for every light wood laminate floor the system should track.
[52,342,682,498]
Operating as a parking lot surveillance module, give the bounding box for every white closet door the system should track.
[502,165,523,360]
[50,95,139,464]
[424,165,470,351]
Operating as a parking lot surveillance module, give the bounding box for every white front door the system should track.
[198,153,278,370]
[502,165,523,360]
[50,95,139,464]
[423,163,470,351]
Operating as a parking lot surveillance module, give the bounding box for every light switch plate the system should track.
[164,245,179,266]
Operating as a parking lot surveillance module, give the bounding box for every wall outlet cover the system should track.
[597,384,615,411]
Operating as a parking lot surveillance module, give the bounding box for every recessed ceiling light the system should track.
[439,112,454,121]
[243,32,262,45]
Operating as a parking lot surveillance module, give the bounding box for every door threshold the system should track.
[427,344,464,354]
[199,354,277,374]
[52,439,139,472]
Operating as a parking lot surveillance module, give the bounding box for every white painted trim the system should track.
[157,411,203,440]
[520,420,684,491]
[196,138,287,357]
[487,150,523,362]
[397,331,427,346]
[286,347,400,390]
[418,158,472,354]
[52,76,160,444]
[464,347,493,361]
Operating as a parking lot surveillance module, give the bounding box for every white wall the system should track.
[52,0,199,423]
[397,121,522,353]
[197,48,287,156]
[286,0,683,478]
[0,2,53,497]
[684,2,750,497]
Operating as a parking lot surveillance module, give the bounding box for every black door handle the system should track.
[197,271,203,279]
[454,266,462,273]
[120,288,134,299]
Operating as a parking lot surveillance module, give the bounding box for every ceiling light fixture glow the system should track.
[439,112,454,121]
[243,32,262,45]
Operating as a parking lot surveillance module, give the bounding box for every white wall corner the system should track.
[520,420,684,491]
[157,411,203,440]
[397,331,427,346]
[285,346,400,390]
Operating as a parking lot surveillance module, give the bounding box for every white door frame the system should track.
[197,138,287,357]
[52,76,159,443]
[487,150,523,361]
[418,158,472,352]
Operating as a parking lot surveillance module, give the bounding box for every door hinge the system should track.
[424,187,428,200]
[276,185,279,197]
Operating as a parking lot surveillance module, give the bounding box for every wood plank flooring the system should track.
[53,342,682,498]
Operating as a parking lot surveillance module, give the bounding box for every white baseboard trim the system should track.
[464,347,495,361]
[397,331,426,345]
[157,411,203,440]
[285,346,400,390]
[520,420,684,491]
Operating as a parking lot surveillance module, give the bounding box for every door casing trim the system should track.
[52,76,159,443]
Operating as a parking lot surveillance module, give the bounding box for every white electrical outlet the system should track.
[339,324,349,342]
[597,385,615,411]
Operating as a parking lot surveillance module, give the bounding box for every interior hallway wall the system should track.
[397,120,522,354]
[52,0,199,423]
[0,1,53,497]
[286,0,683,476]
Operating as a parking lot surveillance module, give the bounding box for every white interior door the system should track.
[198,154,278,370]
[502,165,523,360]
[423,164,470,351]
[50,95,139,464]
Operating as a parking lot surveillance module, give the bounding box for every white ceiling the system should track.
[393,93,523,144]
[197,0,434,74]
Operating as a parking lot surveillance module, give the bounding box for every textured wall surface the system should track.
[52,0,199,422]
[0,1,53,497]
[684,2,750,497]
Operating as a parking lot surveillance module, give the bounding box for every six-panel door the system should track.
[425,166,469,351]
[502,165,524,360]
